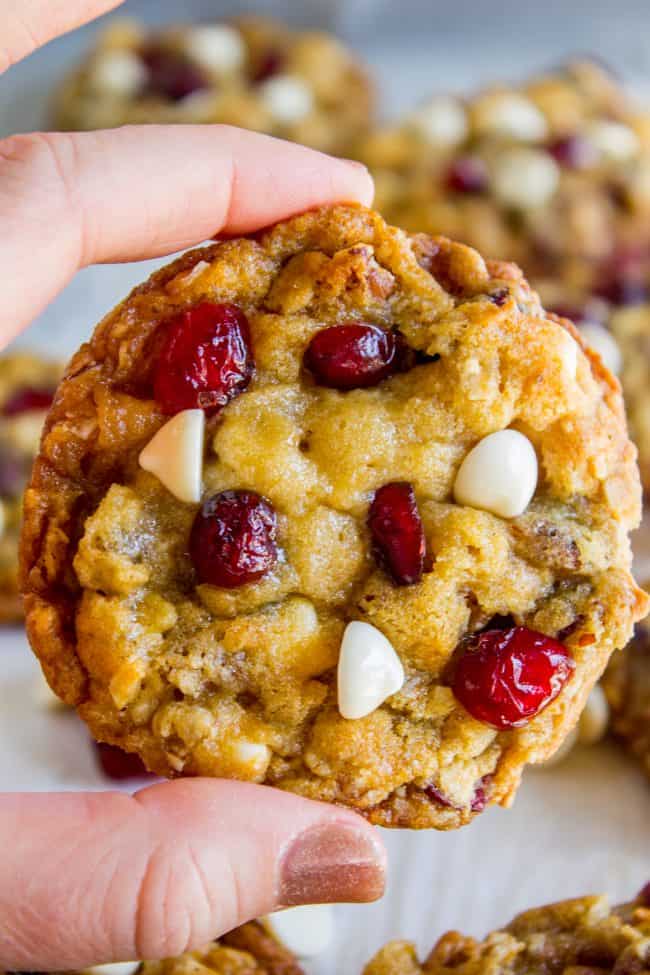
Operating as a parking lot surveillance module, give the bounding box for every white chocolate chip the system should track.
[83,964,140,975]
[477,93,548,141]
[577,684,610,745]
[265,905,334,958]
[579,323,622,376]
[491,147,560,209]
[232,740,271,775]
[586,120,640,162]
[259,75,314,124]
[139,409,204,504]
[453,429,538,519]
[9,410,47,454]
[555,328,578,380]
[88,50,147,97]
[184,24,245,73]
[337,621,404,720]
[408,95,468,146]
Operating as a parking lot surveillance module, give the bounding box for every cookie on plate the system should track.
[602,619,650,780]
[52,16,374,154]
[0,921,304,975]
[21,205,647,829]
[363,886,650,973]
[0,354,61,622]
[354,61,650,488]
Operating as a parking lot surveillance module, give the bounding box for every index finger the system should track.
[0,0,125,75]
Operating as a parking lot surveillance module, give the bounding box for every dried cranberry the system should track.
[0,449,28,497]
[154,302,254,415]
[368,482,426,586]
[2,387,54,417]
[304,323,404,390]
[548,135,598,169]
[141,45,209,101]
[252,48,286,83]
[423,784,455,807]
[489,288,509,307]
[446,156,488,194]
[636,882,650,907]
[94,741,153,781]
[470,775,492,812]
[452,626,574,729]
[190,490,277,588]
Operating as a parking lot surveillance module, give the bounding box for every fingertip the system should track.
[338,158,375,208]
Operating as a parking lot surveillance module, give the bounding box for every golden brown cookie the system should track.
[603,619,650,780]
[21,205,647,829]
[363,887,650,974]
[353,61,650,489]
[0,354,61,623]
[53,16,374,155]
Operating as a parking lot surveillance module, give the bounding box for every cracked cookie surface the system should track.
[363,888,650,974]
[21,205,646,829]
[52,15,373,155]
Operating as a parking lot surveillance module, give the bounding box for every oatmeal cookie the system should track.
[354,61,650,487]
[0,921,304,975]
[52,16,374,155]
[603,619,650,780]
[363,886,650,974]
[0,354,61,622]
[21,205,647,829]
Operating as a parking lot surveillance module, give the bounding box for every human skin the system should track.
[0,2,385,971]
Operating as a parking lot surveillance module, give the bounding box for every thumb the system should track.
[0,779,386,971]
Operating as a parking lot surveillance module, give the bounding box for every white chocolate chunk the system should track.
[477,93,548,141]
[453,429,538,519]
[408,95,468,146]
[89,50,147,97]
[184,25,245,73]
[83,963,140,975]
[586,120,640,162]
[139,409,204,503]
[579,323,622,376]
[232,740,271,775]
[259,75,314,123]
[265,904,334,958]
[555,328,578,380]
[491,147,559,209]
[338,621,405,720]
[577,684,610,745]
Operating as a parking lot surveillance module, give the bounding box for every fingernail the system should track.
[279,821,386,907]
[341,158,370,172]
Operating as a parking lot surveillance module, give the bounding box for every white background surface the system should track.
[1,2,650,972]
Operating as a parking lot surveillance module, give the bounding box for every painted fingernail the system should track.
[279,821,386,907]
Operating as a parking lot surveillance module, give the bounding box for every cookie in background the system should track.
[52,16,374,155]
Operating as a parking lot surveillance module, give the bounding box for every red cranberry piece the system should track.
[2,386,54,417]
[190,489,277,588]
[141,46,209,101]
[252,48,286,83]
[638,882,650,907]
[304,323,403,390]
[548,135,598,170]
[94,741,153,781]
[452,626,574,730]
[423,783,454,808]
[368,482,426,586]
[470,775,492,812]
[446,156,488,194]
[154,302,254,415]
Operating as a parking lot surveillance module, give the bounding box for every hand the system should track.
[0,3,384,970]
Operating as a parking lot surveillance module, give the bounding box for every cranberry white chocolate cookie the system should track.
[21,205,647,829]
[52,16,374,155]
[0,354,61,622]
[354,61,650,487]
[363,886,650,974]
[602,620,650,781]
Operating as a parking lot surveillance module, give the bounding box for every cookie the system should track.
[0,921,304,975]
[21,204,647,830]
[602,620,650,780]
[52,16,374,155]
[363,887,650,974]
[354,61,650,487]
[0,354,61,622]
